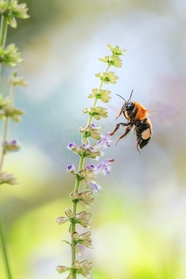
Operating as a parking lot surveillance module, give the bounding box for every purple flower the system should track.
[87,164,95,171]
[67,164,76,173]
[3,139,20,152]
[94,158,114,175]
[11,140,17,145]
[87,182,102,193]
[94,133,112,150]
[67,142,77,150]
[89,123,96,128]
[81,143,88,149]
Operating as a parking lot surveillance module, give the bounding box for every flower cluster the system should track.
[0,44,23,67]
[0,0,29,28]
[88,88,111,103]
[67,132,111,159]
[57,44,125,279]
[79,124,101,144]
[67,157,114,193]
[82,106,108,120]
[0,72,26,186]
[0,2,29,278]
[56,209,92,229]
[3,139,20,153]
[57,259,93,279]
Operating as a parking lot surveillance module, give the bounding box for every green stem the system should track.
[1,3,16,279]
[0,118,13,279]
[0,15,8,48]
[9,83,14,106]
[70,63,111,279]
[0,116,11,279]
[87,64,110,126]
[87,98,98,127]
[71,155,85,279]
[0,117,9,171]
[0,211,12,279]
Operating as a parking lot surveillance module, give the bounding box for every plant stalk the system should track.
[70,63,110,279]
[0,211,12,279]
[0,50,14,279]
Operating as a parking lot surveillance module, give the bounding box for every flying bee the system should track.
[110,90,152,152]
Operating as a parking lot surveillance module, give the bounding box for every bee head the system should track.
[116,89,134,110]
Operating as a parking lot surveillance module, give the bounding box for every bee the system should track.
[110,90,152,152]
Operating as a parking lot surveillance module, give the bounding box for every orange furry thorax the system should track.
[133,101,148,120]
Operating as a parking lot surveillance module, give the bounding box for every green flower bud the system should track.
[0,1,7,13]
[10,2,30,19]
[75,211,92,229]
[70,190,79,201]
[55,216,68,225]
[56,265,68,274]
[4,106,25,122]
[0,44,23,67]
[72,260,80,270]
[72,259,93,279]
[79,144,102,159]
[70,190,94,208]
[79,190,94,208]
[95,71,118,84]
[79,124,101,144]
[107,44,126,56]
[9,73,27,87]
[83,107,108,120]
[99,55,122,68]
[65,208,73,218]
[0,1,30,17]
[7,14,17,28]
[73,231,93,249]
[88,88,111,103]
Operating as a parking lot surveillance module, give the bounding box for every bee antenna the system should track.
[116,94,126,102]
[128,89,134,102]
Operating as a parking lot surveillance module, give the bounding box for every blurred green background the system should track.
[0,0,186,278]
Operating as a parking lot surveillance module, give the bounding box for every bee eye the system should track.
[126,103,133,109]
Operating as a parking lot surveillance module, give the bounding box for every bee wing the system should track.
[148,100,179,123]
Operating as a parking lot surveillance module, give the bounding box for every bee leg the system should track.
[110,122,130,136]
[115,108,124,119]
[136,141,141,153]
[115,125,132,145]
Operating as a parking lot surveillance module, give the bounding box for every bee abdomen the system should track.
[135,118,152,149]
[141,128,151,140]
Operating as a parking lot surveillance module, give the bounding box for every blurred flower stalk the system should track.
[56,44,126,279]
[0,1,29,279]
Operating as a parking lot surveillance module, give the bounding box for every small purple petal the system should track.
[67,164,75,172]
[81,144,88,149]
[89,123,96,128]
[87,182,101,193]
[94,159,114,175]
[68,143,76,150]
[11,140,17,145]
[87,164,95,170]
[102,158,114,165]
[94,133,112,149]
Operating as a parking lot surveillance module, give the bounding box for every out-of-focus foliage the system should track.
[0,0,186,278]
